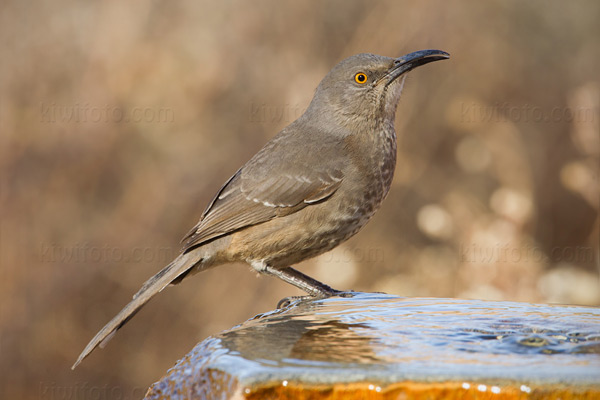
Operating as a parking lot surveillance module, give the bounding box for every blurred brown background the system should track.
[1,0,598,398]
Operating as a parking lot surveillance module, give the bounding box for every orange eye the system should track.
[354,72,368,84]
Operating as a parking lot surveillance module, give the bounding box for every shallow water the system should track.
[175,293,600,387]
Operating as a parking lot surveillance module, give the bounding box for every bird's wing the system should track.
[181,136,344,252]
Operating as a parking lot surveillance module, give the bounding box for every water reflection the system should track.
[175,293,600,385]
[221,318,381,364]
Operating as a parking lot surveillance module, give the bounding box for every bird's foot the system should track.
[276,290,354,308]
[277,295,311,308]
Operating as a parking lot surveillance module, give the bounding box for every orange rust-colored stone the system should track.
[146,370,600,400]
[244,381,600,400]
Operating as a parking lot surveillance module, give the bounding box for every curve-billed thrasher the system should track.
[73,49,449,369]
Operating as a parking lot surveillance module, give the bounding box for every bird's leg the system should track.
[262,265,344,307]
[264,265,340,296]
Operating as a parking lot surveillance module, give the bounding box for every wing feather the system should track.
[181,166,343,252]
[181,127,346,252]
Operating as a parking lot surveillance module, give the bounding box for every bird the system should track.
[72,49,449,369]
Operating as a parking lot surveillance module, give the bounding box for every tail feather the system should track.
[72,251,203,369]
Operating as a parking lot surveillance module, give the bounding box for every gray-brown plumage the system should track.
[73,50,449,369]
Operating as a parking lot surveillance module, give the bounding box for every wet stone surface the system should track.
[145,293,600,399]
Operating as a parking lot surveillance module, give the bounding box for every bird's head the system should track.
[306,50,449,129]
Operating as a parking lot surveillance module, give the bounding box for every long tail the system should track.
[72,251,204,369]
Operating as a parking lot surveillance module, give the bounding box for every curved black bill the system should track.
[388,49,450,81]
